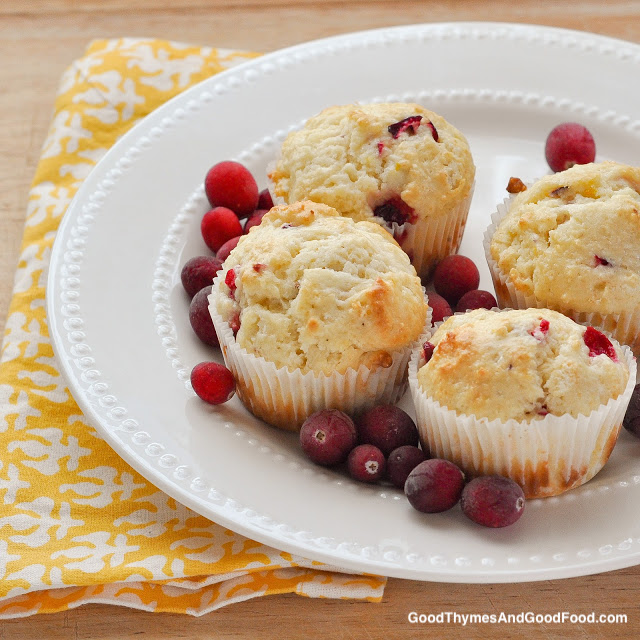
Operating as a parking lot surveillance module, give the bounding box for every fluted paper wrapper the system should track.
[484,195,640,356]
[408,337,637,499]
[399,185,474,280]
[209,276,431,432]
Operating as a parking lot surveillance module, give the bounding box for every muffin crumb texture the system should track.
[270,102,475,224]
[214,201,427,375]
[417,308,629,422]
[490,161,640,314]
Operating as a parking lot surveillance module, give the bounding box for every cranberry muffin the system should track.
[209,200,428,431]
[486,161,640,355]
[269,103,475,278]
[409,308,635,498]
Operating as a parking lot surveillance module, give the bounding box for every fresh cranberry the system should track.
[377,141,385,155]
[299,410,357,466]
[404,459,465,513]
[180,256,223,298]
[373,196,416,226]
[388,115,422,139]
[460,475,525,528]
[253,263,267,273]
[422,341,435,363]
[456,289,497,313]
[189,285,219,347]
[427,292,452,325]
[594,255,611,267]
[623,384,640,438]
[347,444,386,483]
[216,236,241,263]
[257,188,274,211]
[204,161,259,218]
[190,362,236,404]
[201,207,243,253]
[583,326,618,361]
[243,209,268,234]
[387,445,427,489]
[356,405,419,456]
[545,123,596,172]
[432,255,480,305]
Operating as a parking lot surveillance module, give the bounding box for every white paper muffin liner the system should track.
[209,275,432,432]
[399,184,474,280]
[483,194,640,356]
[408,318,637,499]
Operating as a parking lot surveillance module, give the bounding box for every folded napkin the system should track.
[0,38,385,618]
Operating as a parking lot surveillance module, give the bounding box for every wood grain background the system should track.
[2,1,640,638]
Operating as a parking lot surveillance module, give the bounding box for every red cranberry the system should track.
[422,341,435,363]
[257,188,274,211]
[387,445,427,489]
[404,459,465,513]
[189,285,219,347]
[427,292,452,325]
[224,268,237,298]
[623,383,640,438]
[388,115,422,139]
[243,209,268,234]
[594,255,611,267]
[545,123,596,172]
[229,311,241,335]
[530,318,550,341]
[201,207,243,253]
[456,289,497,313]
[460,475,525,528]
[356,405,419,456]
[377,141,385,155]
[190,362,236,404]
[181,255,223,298]
[583,326,618,361]
[347,444,386,483]
[204,161,259,218]
[216,235,241,263]
[432,255,480,305]
[299,410,357,466]
[373,196,416,226]
[424,121,439,142]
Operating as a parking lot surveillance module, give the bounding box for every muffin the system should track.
[486,161,640,355]
[409,308,636,498]
[269,103,475,279]
[209,200,428,431]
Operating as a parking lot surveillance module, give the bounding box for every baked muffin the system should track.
[209,200,428,431]
[269,103,475,278]
[409,308,635,498]
[486,161,640,355]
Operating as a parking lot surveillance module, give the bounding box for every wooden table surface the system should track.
[2,1,640,638]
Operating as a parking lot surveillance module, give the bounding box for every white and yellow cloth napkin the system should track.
[0,38,386,618]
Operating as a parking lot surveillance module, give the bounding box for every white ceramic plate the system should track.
[48,22,640,583]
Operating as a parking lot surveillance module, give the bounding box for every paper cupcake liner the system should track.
[399,184,474,280]
[409,320,637,499]
[209,276,432,432]
[483,195,640,356]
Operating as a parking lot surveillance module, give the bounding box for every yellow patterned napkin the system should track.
[0,38,386,618]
